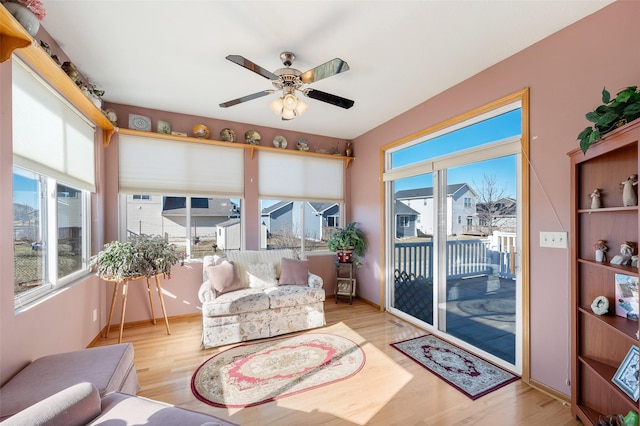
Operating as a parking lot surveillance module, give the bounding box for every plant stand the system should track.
[335,261,356,304]
[103,274,171,343]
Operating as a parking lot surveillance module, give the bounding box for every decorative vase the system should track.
[337,249,354,263]
[5,2,40,37]
[595,249,606,262]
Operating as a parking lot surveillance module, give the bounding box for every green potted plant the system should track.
[327,222,367,266]
[91,234,183,281]
[578,86,640,154]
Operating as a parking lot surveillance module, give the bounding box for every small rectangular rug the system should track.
[391,334,518,399]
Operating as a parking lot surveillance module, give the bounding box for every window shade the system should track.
[12,58,96,192]
[118,134,244,197]
[258,151,343,201]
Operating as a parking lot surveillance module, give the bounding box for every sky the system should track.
[391,109,521,197]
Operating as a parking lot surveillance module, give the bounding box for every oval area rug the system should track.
[191,333,365,408]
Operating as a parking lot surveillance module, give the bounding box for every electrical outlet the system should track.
[540,231,568,249]
[93,309,97,322]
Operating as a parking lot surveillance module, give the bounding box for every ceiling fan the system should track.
[219,52,354,120]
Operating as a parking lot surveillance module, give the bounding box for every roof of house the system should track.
[216,218,240,228]
[477,197,517,216]
[261,200,292,215]
[162,197,239,217]
[395,183,475,200]
[309,202,339,214]
[395,200,420,216]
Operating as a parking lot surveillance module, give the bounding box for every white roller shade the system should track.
[118,134,244,197]
[12,58,96,192]
[258,151,343,201]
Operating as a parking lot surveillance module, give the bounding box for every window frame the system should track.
[14,167,92,309]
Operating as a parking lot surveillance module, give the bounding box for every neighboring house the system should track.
[126,196,240,239]
[395,183,478,236]
[394,200,419,238]
[262,201,340,241]
[475,197,517,234]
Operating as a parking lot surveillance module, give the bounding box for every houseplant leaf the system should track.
[601,87,610,104]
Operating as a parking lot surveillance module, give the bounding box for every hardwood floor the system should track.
[91,299,580,425]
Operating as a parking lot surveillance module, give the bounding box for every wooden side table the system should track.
[103,274,171,343]
[335,261,356,304]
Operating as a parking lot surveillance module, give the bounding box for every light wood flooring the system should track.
[91,299,581,425]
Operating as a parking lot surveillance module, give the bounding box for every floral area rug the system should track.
[391,334,518,399]
[191,333,365,408]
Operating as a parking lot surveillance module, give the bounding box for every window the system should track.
[123,195,241,259]
[458,215,462,224]
[12,58,94,306]
[399,216,409,227]
[464,197,472,208]
[258,150,344,253]
[118,133,245,257]
[260,200,341,252]
[14,167,90,304]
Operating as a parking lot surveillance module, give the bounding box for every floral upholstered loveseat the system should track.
[198,249,325,348]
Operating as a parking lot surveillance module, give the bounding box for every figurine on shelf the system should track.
[621,174,638,207]
[595,239,608,262]
[610,241,635,265]
[590,295,609,316]
[589,188,602,209]
[345,142,353,157]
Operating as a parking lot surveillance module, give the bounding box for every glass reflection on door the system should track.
[391,173,434,325]
[440,156,517,364]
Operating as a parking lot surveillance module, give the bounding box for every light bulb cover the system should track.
[296,99,308,116]
[269,97,284,115]
[283,93,298,109]
[281,108,296,120]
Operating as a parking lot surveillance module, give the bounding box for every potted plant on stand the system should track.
[91,234,183,281]
[327,222,367,266]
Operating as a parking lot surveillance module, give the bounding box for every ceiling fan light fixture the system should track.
[296,98,308,116]
[283,93,298,109]
[269,97,284,115]
[281,108,296,120]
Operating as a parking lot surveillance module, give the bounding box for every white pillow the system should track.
[247,262,277,288]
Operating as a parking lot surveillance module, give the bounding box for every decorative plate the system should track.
[296,138,310,151]
[245,130,261,145]
[273,135,288,149]
[220,128,237,142]
[192,124,210,139]
[128,114,152,131]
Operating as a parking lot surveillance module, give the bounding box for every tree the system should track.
[473,174,515,234]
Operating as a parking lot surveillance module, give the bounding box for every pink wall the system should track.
[349,1,640,395]
[2,1,638,398]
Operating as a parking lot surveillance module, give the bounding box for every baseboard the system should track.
[88,313,201,347]
[528,378,571,406]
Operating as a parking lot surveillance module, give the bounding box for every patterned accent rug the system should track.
[391,334,518,399]
[192,333,366,408]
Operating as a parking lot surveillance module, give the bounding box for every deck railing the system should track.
[394,238,515,280]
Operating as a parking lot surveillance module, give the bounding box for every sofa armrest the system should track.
[308,272,323,289]
[1,382,101,426]
[198,281,216,303]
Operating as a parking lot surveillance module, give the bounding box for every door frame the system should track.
[378,88,530,381]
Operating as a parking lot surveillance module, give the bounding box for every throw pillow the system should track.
[279,257,309,285]
[247,262,277,288]
[206,260,244,296]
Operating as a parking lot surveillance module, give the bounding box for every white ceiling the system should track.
[40,0,613,140]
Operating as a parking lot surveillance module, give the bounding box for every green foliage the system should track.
[91,235,182,281]
[578,86,640,154]
[327,222,367,266]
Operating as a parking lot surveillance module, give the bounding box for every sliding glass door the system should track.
[384,102,524,373]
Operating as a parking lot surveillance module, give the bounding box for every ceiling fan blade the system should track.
[225,55,278,80]
[219,90,272,108]
[305,89,354,109]
[300,58,350,84]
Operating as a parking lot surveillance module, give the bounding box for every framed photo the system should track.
[615,274,639,321]
[612,345,639,401]
[157,120,171,134]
